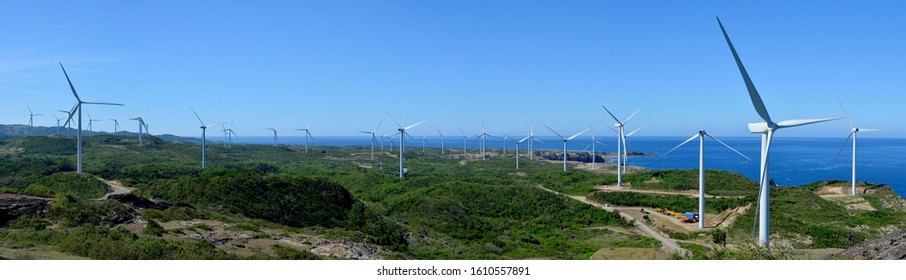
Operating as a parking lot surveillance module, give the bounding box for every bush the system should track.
[712,229,727,246]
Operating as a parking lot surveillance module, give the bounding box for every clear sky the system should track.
[1,1,904,138]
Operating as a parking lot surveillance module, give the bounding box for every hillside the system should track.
[1,134,904,260]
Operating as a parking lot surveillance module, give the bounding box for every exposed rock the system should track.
[0,194,53,226]
[836,229,906,260]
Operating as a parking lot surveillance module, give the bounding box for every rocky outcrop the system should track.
[533,151,607,163]
[0,194,53,226]
[837,229,906,260]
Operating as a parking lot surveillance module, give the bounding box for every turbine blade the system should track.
[623,108,642,124]
[209,122,226,128]
[601,106,622,124]
[59,63,82,102]
[437,129,444,138]
[27,105,33,115]
[373,121,382,133]
[518,136,530,143]
[705,133,753,161]
[626,127,644,137]
[190,108,205,126]
[776,117,843,128]
[834,131,855,161]
[717,17,773,125]
[459,127,466,136]
[359,131,372,134]
[859,128,881,132]
[544,125,565,139]
[836,96,855,129]
[82,101,124,106]
[567,128,589,140]
[404,119,428,130]
[661,133,700,157]
[385,111,402,128]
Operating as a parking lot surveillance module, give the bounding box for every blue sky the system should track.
[1,1,904,138]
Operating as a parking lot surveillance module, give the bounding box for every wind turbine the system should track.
[386,112,427,179]
[718,17,842,247]
[87,112,103,136]
[53,115,63,135]
[58,110,73,137]
[60,63,124,174]
[266,126,278,147]
[602,107,641,187]
[503,133,531,170]
[459,128,468,156]
[835,97,880,196]
[223,127,237,148]
[27,105,42,128]
[583,126,606,170]
[438,130,446,155]
[420,132,428,155]
[359,121,382,159]
[474,119,497,160]
[130,109,149,145]
[109,119,120,134]
[527,126,543,160]
[295,121,313,153]
[545,125,588,172]
[661,130,753,229]
[191,108,225,168]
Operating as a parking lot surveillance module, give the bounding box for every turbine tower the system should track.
[266,126,278,147]
[386,112,427,179]
[295,121,314,153]
[130,109,149,145]
[59,63,124,174]
[545,125,588,172]
[504,133,531,170]
[109,119,119,134]
[661,130,752,229]
[835,97,880,196]
[359,121,382,159]
[583,126,605,170]
[602,107,641,187]
[191,108,225,168]
[438,130,446,155]
[718,17,841,247]
[27,105,42,128]
[459,128,468,156]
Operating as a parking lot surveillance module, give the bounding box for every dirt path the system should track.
[97,178,134,200]
[595,185,746,199]
[536,185,689,256]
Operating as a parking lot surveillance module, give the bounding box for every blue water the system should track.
[229,135,906,197]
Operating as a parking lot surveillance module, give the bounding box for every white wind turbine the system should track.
[718,17,842,247]
[661,130,753,229]
[359,121,382,159]
[545,125,588,172]
[295,121,313,153]
[60,63,124,174]
[459,128,468,156]
[191,108,225,168]
[58,109,73,137]
[266,126,279,147]
[27,105,42,129]
[53,115,63,135]
[526,126,543,160]
[386,112,427,179]
[473,119,496,160]
[87,113,102,136]
[583,126,605,170]
[504,133,531,170]
[109,119,120,134]
[835,97,880,196]
[420,132,428,155]
[130,109,149,145]
[602,107,641,187]
[438,130,446,155]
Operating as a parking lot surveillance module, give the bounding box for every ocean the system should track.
[230,135,906,197]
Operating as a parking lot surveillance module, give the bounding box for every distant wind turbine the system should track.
[473,119,497,160]
[437,130,446,155]
[191,108,225,168]
[359,121,382,159]
[58,110,73,137]
[602,106,641,187]
[386,112,427,179]
[545,125,588,172]
[527,126,543,160]
[27,105,42,129]
[583,126,605,170]
[53,115,63,135]
[130,109,149,145]
[661,129,752,229]
[295,121,314,153]
[109,119,120,134]
[59,63,124,174]
[459,128,468,156]
[504,133,531,170]
[835,97,880,196]
[266,126,279,147]
[718,17,842,247]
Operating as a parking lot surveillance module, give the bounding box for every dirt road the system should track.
[536,185,689,256]
[98,178,134,200]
